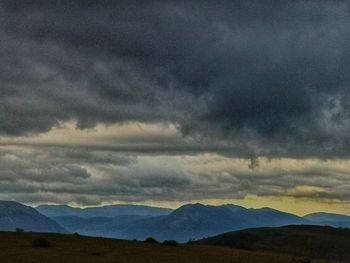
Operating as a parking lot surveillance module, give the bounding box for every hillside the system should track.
[197,225,350,261]
[0,231,329,263]
[304,212,350,228]
[52,215,151,238]
[93,203,310,241]
[0,201,66,233]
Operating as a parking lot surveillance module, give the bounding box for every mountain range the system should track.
[38,203,312,241]
[1,200,350,242]
[108,204,310,241]
[36,204,172,218]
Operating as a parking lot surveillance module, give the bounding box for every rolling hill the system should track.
[197,225,350,261]
[0,201,66,233]
[304,212,350,228]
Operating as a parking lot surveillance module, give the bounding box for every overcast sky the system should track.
[1,0,350,215]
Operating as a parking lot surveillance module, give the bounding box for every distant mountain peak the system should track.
[0,200,67,233]
[179,203,206,208]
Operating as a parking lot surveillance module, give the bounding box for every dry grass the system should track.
[0,231,333,263]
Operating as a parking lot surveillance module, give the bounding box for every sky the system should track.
[1,0,350,215]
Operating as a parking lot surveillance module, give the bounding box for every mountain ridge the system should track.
[36,204,173,218]
[304,212,350,228]
[0,201,67,233]
[50,203,311,242]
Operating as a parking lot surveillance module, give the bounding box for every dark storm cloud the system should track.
[0,0,350,157]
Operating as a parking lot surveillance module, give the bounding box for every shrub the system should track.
[143,237,159,244]
[187,238,195,245]
[91,252,101,256]
[215,232,259,251]
[32,238,51,248]
[15,228,24,233]
[162,240,178,246]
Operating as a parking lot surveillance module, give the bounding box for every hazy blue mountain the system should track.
[36,205,82,217]
[52,216,110,234]
[79,205,172,217]
[0,201,67,233]
[35,203,312,241]
[116,203,310,242]
[36,204,173,218]
[304,212,350,228]
[52,215,152,238]
[249,207,309,226]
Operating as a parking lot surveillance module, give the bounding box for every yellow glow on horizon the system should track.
[116,195,350,216]
[0,120,181,147]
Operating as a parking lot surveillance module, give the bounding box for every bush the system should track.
[143,237,159,244]
[215,232,259,251]
[187,238,195,245]
[162,240,178,246]
[91,252,101,256]
[32,238,51,248]
[15,228,24,233]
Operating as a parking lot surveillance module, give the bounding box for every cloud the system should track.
[0,145,350,206]
[1,1,350,208]
[0,1,348,158]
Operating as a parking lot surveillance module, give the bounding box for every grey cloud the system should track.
[0,146,194,204]
[0,1,349,157]
[1,145,350,205]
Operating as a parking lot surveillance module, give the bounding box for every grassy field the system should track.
[0,231,332,263]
